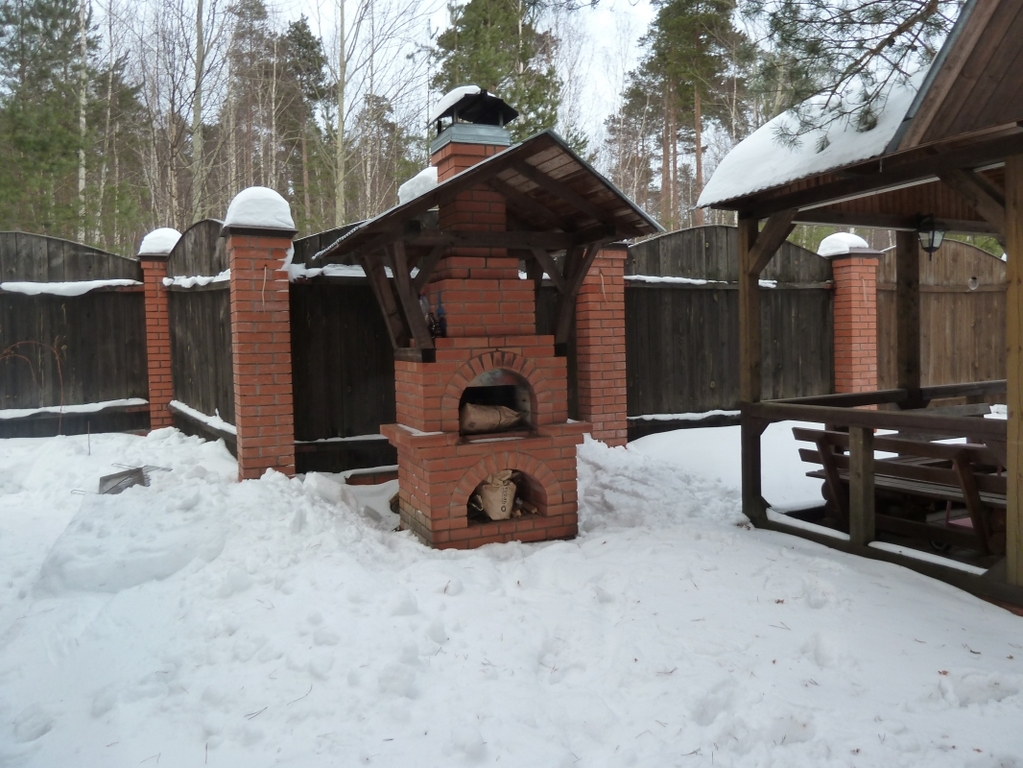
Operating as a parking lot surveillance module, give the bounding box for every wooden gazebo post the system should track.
[895,230,922,406]
[1007,154,1023,586]
[738,211,796,523]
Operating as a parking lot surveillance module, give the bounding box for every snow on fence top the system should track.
[0,279,141,296]
[138,227,182,256]
[224,186,295,230]
[698,75,923,208]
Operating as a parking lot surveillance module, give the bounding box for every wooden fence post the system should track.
[848,425,875,546]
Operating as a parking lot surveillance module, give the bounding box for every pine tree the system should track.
[0,0,95,237]
[431,0,561,142]
[741,0,963,136]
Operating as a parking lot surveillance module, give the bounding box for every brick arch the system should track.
[451,451,563,515]
[441,349,550,419]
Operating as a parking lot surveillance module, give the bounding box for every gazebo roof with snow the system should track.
[700,0,1023,234]
[702,0,1023,604]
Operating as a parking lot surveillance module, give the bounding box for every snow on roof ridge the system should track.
[698,73,925,208]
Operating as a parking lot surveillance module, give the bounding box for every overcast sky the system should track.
[270,0,655,143]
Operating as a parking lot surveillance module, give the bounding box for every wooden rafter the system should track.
[794,209,1000,234]
[937,168,1006,233]
[529,247,566,292]
[408,228,608,251]
[387,242,434,350]
[748,209,797,275]
[355,253,408,349]
[554,243,600,344]
[411,245,444,293]
[487,176,565,229]
[512,160,617,227]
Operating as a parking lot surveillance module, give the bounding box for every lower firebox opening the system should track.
[466,470,547,524]
[458,369,534,437]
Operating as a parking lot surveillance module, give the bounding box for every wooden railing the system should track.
[740,380,1008,545]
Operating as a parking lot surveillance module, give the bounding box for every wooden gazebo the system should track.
[699,0,1023,604]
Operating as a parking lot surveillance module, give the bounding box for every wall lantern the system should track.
[917,214,945,254]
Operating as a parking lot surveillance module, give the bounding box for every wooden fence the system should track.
[165,220,235,449]
[0,232,148,437]
[626,226,834,436]
[289,228,398,471]
[3,223,1004,462]
[877,239,1005,390]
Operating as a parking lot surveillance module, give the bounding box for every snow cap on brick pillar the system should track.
[222,187,298,480]
[138,227,181,430]
[576,243,629,446]
[818,232,882,394]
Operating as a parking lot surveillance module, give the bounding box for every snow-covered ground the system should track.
[1,426,1021,767]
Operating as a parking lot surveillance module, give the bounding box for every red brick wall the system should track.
[433,141,505,183]
[226,229,296,479]
[832,256,879,394]
[575,245,629,446]
[140,255,173,429]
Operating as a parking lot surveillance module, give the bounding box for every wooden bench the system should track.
[792,427,1006,555]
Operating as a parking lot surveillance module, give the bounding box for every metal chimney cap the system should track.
[431,86,518,128]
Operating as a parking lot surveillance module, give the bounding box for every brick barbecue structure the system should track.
[314,90,660,548]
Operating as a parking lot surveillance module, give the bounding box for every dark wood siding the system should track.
[626,226,834,421]
[878,239,1005,388]
[0,232,148,437]
[166,221,235,435]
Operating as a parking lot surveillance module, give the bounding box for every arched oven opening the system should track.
[466,469,547,524]
[458,368,534,438]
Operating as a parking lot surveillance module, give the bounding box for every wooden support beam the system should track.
[488,176,565,229]
[1005,153,1023,586]
[952,453,993,555]
[355,253,409,349]
[794,209,1001,236]
[388,242,434,351]
[409,229,600,251]
[738,215,766,523]
[738,216,761,403]
[848,426,875,546]
[741,416,768,523]
[895,230,922,408]
[749,209,797,275]
[512,160,617,227]
[938,168,1006,234]
[553,244,600,345]
[411,245,444,293]
[529,247,567,292]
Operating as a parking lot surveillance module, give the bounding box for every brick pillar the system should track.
[576,244,628,446]
[832,256,879,394]
[224,224,297,479]
[140,252,173,429]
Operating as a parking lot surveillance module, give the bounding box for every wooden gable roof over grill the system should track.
[316,130,660,265]
[311,129,661,354]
